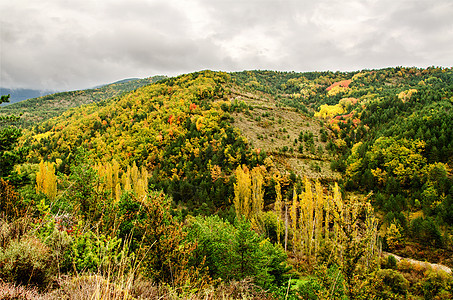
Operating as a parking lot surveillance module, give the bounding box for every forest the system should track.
[1,67,453,299]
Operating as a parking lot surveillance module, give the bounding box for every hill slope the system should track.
[21,67,453,257]
[3,67,453,299]
[0,87,56,105]
[1,76,166,127]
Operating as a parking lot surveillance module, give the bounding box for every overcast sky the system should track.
[1,0,452,91]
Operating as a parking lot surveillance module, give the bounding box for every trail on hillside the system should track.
[383,252,452,274]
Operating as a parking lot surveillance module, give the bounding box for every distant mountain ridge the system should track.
[0,76,167,127]
[91,78,141,89]
[0,88,56,106]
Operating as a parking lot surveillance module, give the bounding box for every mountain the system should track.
[91,78,141,89]
[0,87,56,106]
[25,68,453,224]
[3,67,453,299]
[0,76,166,127]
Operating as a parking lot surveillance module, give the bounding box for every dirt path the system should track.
[383,252,452,274]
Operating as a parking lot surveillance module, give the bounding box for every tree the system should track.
[185,215,290,288]
[0,95,26,179]
[36,160,57,201]
[0,95,27,220]
[233,165,252,219]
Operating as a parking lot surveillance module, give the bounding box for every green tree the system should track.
[0,95,26,179]
[185,215,290,288]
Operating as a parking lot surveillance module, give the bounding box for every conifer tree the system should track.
[0,95,26,179]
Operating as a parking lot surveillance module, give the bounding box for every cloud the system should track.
[1,0,452,90]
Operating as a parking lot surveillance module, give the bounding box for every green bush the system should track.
[45,228,74,273]
[297,265,346,300]
[381,254,398,269]
[375,269,409,298]
[410,216,443,247]
[114,191,202,286]
[185,215,290,288]
[0,235,54,286]
[253,211,284,244]
[422,271,453,300]
[70,229,125,273]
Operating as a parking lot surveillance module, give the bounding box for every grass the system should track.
[0,215,276,299]
[0,276,275,300]
[228,84,339,181]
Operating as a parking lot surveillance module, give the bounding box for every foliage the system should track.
[185,215,291,288]
[2,76,166,128]
[70,229,126,273]
[2,67,453,296]
[374,268,410,298]
[410,216,443,247]
[0,178,27,220]
[0,234,55,286]
[233,165,265,220]
[35,160,57,201]
[27,71,264,211]
[421,271,453,300]
[0,94,27,180]
[114,190,208,287]
[66,152,107,221]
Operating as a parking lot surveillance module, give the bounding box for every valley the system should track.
[1,67,452,299]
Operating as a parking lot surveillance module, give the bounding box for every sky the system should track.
[1,0,452,91]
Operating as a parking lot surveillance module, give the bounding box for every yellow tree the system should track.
[314,180,324,256]
[274,180,283,245]
[290,187,299,248]
[250,166,265,217]
[94,159,122,201]
[36,161,57,201]
[122,166,132,192]
[233,165,251,218]
[132,165,149,201]
[297,178,324,259]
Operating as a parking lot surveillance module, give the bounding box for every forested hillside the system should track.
[1,67,453,299]
[0,76,166,128]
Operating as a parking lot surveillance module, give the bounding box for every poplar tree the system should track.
[290,187,298,248]
[274,180,283,245]
[35,161,57,201]
[233,165,251,218]
[250,166,264,217]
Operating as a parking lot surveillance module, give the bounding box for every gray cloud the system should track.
[1,0,452,90]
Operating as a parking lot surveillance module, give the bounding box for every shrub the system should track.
[422,271,453,300]
[297,265,346,300]
[70,228,126,274]
[0,217,31,249]
[0,235,54,286]
[375,269,409,297]
[252,211,284,244]
[185,215,290,288]
[0,178,26,220]
[115,191,207,287]
[382,255,398,269]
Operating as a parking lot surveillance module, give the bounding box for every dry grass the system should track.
[0,281,41,300]
[0,276,275,300]
[228,87,339,181]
